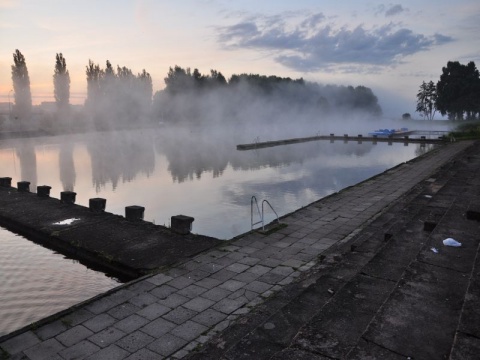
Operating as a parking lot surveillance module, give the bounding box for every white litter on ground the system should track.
[443,238,462,247]
[431,247,439,253]
[53,218,80,225]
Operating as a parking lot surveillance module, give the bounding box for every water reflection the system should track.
[157,127,376,182]
[0,128,433,238]
[59,142,75,191]
[86,131,155,191]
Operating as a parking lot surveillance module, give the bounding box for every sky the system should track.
[1,0,479,117]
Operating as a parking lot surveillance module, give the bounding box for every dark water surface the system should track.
[0,226,121,337]
[0,125,435,335]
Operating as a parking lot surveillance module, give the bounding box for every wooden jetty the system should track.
[236,132,447,151]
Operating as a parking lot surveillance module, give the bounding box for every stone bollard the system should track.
[37,185,51,197]
[343,134,348,144]
[125,205,144,221]
[61,191,76,204]
[357,134,363,144]
[0,177,12,187]
[17,181,30,192]
[373,135,377,145]
[89,198,106,213]
[421,136,426,140]
[171,215,195,235]
[330,133,334,137]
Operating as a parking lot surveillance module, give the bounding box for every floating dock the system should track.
[237,132,446,150]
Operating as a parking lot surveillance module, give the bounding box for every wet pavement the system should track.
[1,140,478,360]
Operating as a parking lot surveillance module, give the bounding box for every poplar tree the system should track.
[11,49,32,119]
[53,53,70,110]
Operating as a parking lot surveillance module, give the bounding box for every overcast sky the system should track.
[1,0,479,117]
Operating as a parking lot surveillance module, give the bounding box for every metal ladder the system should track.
[251,196,280,231]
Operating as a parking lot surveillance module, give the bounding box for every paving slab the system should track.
[1,140,478,360]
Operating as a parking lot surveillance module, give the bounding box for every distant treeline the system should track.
[153,66,382,124]
[7,49,382,131]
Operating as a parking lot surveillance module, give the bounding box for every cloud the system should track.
[385,4,405,17]
[433,33,454,45]
[217,13,454,73]
[374,4,406,17]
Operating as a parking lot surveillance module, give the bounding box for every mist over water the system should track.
[0,118,436,239]
[0,108,442,335]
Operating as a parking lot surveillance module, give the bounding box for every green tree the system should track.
[85,60,104,111]
[164,66,194,94]
[436,61,480,120]
[53,53,70,111]
[11,49,32,119]
[416,81,437,120]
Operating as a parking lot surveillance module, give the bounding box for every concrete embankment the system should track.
[0,185,220,280]
[0,140,478,360]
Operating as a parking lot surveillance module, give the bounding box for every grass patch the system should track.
[256,223,288,235]
[448,121,480,140]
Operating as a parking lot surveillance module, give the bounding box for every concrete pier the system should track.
[0,189,220,279]
[1,140,479,360]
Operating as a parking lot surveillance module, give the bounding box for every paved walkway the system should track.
[0,141,474,360]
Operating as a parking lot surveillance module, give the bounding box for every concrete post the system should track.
[61,191,76,204]
[0,177,12,187]
[89,198,106,212]
[343,134,348,144]
[125,205,144,221]
[171,215,195,235]
[17,181,30,192]
[357,134,363,144]
[37,185,51,197]
[373,135,377,145]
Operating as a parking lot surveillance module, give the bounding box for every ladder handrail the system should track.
[251,196,281,230]
[261,199,280,230]
[251,196,263,228]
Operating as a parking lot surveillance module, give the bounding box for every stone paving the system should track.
[0,141,473,360]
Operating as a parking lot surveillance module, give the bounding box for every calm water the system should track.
[0,126,433,239]
[0,125,435,335]
[0,226,120,337]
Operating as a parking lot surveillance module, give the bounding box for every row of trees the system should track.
[154,65,382,123]
[11,50,71,120]
[10,51,381,129]
[416,61,480,121]
[85,60,152,128]
[9,50,152,128]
